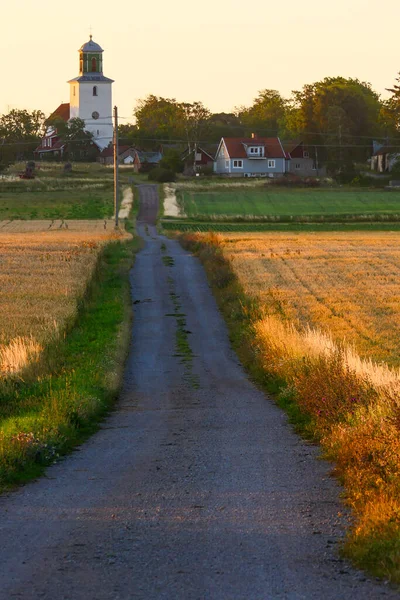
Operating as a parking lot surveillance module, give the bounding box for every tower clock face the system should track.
[92,111,99,120]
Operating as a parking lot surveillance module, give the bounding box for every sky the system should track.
[1,0,400,122]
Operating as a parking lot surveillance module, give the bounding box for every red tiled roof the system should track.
[282,141,302,157]
[100,145,133,158]
[222,137,286,159]
[34,139,66,153]
[47,103,70,122]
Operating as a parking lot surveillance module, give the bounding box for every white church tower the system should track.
[68,36,114,150]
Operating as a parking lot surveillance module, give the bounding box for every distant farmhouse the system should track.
[98,147,163,172]
[214,135,324,177]
[182,146,216,174]
[35,36,114,160]
[371,143,400,173]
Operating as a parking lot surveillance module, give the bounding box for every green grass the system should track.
[162,220,400,233]
[0,189,114,220]
[0,235,140,489]
[0,162,137,220]
[177,188,400,221]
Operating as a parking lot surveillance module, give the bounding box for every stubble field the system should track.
[221,231,400,366]
[181,229,400,579]
[0,220,128,377]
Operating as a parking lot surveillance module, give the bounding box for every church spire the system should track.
[79,37,104,75]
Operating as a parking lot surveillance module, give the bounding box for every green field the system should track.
[176,188,400,222]
[0,189,114,220]
[162,220,400,233]
[0,163,132,220]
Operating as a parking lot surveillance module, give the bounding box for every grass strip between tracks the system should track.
[0,233,141,490]
[179,231,400,585]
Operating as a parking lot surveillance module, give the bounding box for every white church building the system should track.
[35,36,114,159]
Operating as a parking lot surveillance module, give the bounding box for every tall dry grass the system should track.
[181,231,400,581]
[0,221,129,380]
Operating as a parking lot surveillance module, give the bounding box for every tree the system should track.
[178,101,211,152]
[134,95,184,142]
[285,77,384,171]
[0,108,45,163]
[236,89,287,136]
[380,73,400,137]
[159,149,184,174]
[207,112,244,140]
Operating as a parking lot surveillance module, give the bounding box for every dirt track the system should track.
[0,185,398,599]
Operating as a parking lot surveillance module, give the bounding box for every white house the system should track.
[214,135,286,177]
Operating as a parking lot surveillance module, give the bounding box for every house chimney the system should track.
[251,133,257,139]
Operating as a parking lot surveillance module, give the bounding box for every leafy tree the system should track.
[159,148,184,173]
[178,101,211,151]
[207,112,244,140]
[0,108,45,163]
[379,74,400,138]
[285,77,384,172]
[134,95,184,141]
[236,89,287,136]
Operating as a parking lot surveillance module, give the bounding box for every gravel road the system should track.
[0,184,398,599]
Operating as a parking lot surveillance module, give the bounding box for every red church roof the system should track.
[47,103,70,122]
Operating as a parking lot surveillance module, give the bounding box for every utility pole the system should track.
[113,105,119,228]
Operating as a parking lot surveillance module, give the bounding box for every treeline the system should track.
[2,73,400,172]
[120,75,400,173]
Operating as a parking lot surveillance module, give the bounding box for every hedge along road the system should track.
[0,185,397,600]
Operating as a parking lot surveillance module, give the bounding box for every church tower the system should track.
[68,36,114,150]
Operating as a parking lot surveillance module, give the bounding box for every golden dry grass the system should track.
[221,231,400,366]
[0,220,129,377]
[181,230,400,579]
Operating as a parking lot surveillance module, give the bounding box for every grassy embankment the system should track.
[0,162,136,220]
[162,182,400,231]
[180,230,400,583]
[0,221,139,489]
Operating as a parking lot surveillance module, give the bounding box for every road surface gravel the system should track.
[0,185,398,599]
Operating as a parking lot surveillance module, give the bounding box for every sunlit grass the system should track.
[180,231,400,582]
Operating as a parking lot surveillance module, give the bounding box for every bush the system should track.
[159,149,184,174]
[148,168,176,183]
[269,174,321,187]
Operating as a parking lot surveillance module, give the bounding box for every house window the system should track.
[233,160,243,168]
[73,86,76,97]
[91,57,97,72]
[303,151,309,158]
[93,86,98,96]
[268,160,275,168]
[225,160,230,170]
[220,147,225,158]
[295,163,301,170]
[195,152,202,161]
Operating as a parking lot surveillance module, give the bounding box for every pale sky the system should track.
[1,0,399,122]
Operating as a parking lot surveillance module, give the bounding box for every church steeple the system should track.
[68,36,114,150]
[79,36,104,75]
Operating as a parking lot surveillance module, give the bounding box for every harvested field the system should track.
[220,231,400,366]
[181,230,400,579]
[0,220,129,376]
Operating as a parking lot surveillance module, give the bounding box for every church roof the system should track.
[79,37,103,53]
[68,74,114,84]
[47,103,70,123]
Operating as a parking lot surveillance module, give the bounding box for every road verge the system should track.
[0,235,141,491]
